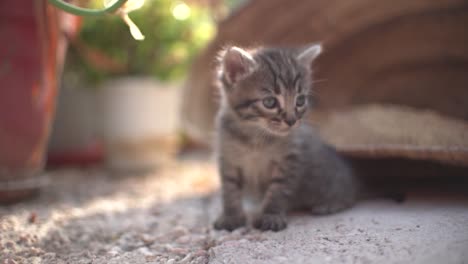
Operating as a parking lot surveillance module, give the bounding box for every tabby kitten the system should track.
[213,44,358,231]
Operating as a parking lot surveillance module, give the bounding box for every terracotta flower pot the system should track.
[0,1,80,203]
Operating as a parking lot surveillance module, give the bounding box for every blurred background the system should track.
[1,1,468,263]
[1,0,468,210]
[47,0,225,172]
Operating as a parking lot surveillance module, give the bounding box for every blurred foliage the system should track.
[67,0,216,84]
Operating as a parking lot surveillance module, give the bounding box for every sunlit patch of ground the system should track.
[1,155,468,264]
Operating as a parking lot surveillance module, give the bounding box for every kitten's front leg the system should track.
[214,165,246,231]
[253,164,293,231]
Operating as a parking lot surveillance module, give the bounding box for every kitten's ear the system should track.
[219,46,256,85]
[297,44,322,69]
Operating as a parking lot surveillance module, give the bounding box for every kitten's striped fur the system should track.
[214,44,359,231]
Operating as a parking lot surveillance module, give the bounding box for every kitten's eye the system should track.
[262,97,277,109]
[296,95,306,107]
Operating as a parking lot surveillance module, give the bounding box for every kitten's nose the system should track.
[285,117,297,127]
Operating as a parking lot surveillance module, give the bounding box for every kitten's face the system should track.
[218,45,321,136]
[228,61,310,136]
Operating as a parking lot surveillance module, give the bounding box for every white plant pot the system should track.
[98,77,181,172]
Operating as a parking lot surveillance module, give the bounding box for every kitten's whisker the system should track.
[254,129,267,148]
[311,79,327,84]
[256,128,271,148]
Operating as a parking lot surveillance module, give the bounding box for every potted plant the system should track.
[65,0,215,172]
[46,0,144,168]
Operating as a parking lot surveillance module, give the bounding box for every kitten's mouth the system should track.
[266,121,293,136]
[253,118,297,136]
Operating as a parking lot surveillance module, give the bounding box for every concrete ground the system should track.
[1,157,468,264]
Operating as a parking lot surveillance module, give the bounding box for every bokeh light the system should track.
[172,2,191,21]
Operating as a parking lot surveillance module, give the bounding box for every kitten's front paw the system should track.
[214,214,246,231]
[253,214,287,231]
